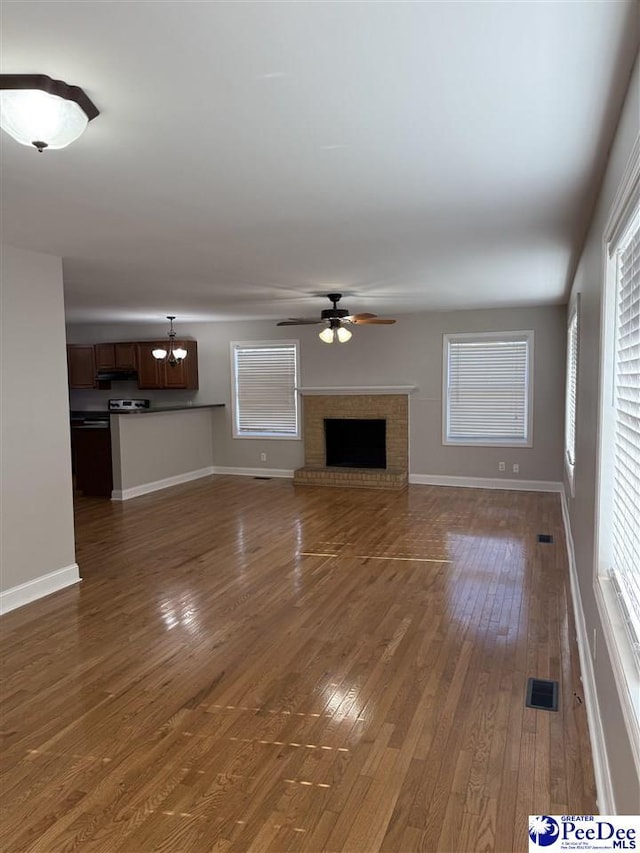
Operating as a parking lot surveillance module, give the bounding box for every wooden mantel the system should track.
[296,385,417,395]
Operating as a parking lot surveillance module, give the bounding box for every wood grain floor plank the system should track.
[0,479,596,851]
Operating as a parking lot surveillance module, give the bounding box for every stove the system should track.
[108,398,150,411]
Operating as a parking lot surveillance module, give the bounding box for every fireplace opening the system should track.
[324,418,386,469]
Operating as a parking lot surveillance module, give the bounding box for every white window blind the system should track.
[231,342,299,438]
[565,307,579,473]
[611,212,640,653]
[444,332,533,445]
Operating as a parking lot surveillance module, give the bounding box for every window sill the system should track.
[594,575,640,778]
[443,438,533,448]
[233,433,301,440]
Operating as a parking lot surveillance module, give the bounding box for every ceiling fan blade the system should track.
[352,317,397,325]
[348,313,377,321]
[276,319,323,326]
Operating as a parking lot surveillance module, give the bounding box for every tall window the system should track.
[600,203,640,659]
[443,331,534,446]
[231,341,300,439]
[564,300,579,494]
[595,146,640,771]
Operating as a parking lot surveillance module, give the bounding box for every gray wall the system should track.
[1,245,77,600]
[565,57,639,811]
[67,303,565,481]
[111,409,215,493]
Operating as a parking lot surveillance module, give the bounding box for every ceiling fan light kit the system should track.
[319,321,353,344]
[152,316,188,365]
[277,293,396,343]
[0,74,99,152]
[318,326,337,344]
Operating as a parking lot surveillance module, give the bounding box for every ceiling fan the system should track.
[277,293,397,343]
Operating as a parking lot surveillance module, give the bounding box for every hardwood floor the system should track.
[0,477,596,852]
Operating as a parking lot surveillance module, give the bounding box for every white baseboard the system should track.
[112,466,215,501]
[212,466,294,479]
[409,474,563,492]
[560,489,615,813]
[112,469,561,497]
[0,563,81,615]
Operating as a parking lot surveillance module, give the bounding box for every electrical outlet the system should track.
[260,452,267,462]
[498,461,506,472]
[512,463,519,474]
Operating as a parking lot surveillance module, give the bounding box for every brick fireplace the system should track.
[293,391,409,490]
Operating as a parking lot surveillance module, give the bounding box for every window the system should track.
[443,331,534,446]
[600,203,640,657]
[611,214,640,649]
[231,341,300,439]
[565,299,579,494]
[596,158,640,756]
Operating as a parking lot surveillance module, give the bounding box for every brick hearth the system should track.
[294,393,408,490]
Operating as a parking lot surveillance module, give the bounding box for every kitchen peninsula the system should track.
[71,404,224,500]
[109,404,224,500]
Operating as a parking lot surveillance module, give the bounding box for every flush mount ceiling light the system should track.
[152,316,188,366]
[0,74,99,152]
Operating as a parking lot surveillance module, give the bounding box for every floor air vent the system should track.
[254,476,272,480]
[526,677,558,711]
[537,533,554,543]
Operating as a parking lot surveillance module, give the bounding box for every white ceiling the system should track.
[1,1,638,324]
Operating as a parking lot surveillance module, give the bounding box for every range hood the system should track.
[95,368,138,381]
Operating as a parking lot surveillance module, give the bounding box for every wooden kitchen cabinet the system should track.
[72,425,113,497]
[67,345,96,389]
[115,342,137,369]
[95,342,137,371]
[68,339,199,390]
[94,343,114,371]
[136,343,163,389]
[136,340,198,390]
[164,341,198,389]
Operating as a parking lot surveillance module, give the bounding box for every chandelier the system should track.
[152,316,188,366]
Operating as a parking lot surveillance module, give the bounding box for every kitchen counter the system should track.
[72,422,110,429]
[72,403,224,419]
[113,403,225,414]
[70,405,224,500]
[71,410,110,421]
